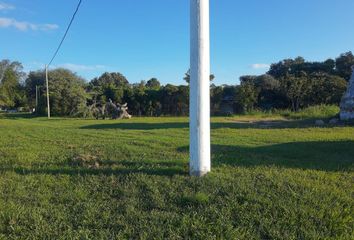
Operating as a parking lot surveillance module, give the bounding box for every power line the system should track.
[47,0,83,67]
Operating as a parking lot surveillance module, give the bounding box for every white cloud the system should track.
[0,2,15,10]
[24,61,45,70]
[0,17,58,31]
[251,63,270,70]
[56,63,108,72]
[24,62,108,73]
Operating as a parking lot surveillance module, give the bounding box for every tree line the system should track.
[0,51,353,117]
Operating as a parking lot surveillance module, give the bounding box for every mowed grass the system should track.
[0,114,353,239]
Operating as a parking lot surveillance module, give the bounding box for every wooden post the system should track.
[190,0,211,176]
[45,65,51,119]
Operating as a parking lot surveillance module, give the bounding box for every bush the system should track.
[283,105,340,119]
[233,105,340,120]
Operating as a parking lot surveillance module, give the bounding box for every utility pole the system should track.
[35,85,38,112]
[190,0,211,176]
[45,65,51,119]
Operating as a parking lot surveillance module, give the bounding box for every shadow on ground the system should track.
[80,119,354,130]
[179,141,354,172]
[0,113,36,119]
[0,160,188,177]
[1,141,352,177]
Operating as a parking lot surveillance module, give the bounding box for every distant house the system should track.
[0,106,8,113]
[7,109,18,113]
[219,95,234,115]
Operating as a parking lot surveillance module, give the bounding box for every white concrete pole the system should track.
[190,0,211,176]
[45,65,51,119]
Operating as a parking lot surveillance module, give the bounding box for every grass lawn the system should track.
[0,114,353,239]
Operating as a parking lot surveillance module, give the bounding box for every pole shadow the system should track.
[2,141,352,177]
[178,141,354,172]
[0,159,188,177]
[80,119,354,130]
[0,113,36,119]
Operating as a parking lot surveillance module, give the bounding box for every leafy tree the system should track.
[279,72,311,111]
[89,72,129,103]
[335,52,354,81]
[26,69,87,116]
[161,84,179,115]
[25,71,46,112]
[129,81,147,116]
[183,69,215,84]
[145,78,161,89]
[239,75,257,85]
[143,79,163,116]
[144,88,162,116]
[307,73,347,105]
[239,74,284,109]
[210,85,224,114]
[235,82,258,112]
[268,57,337,78]
[90,72,129,88]
[0,60,25,109]
[4,51,354,117]
[267,57,304,78]
[176,85,189,115]
[102,84,124,103]
[263,53,352,111]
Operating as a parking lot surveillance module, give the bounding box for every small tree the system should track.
[0,60,26,109]
[280,72,311,111]
[145,78,161,89]
[335,52,354,81]
[235,83,258,113]
[26,68,87,116]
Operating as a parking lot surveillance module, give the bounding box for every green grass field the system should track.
[0,114,353,239]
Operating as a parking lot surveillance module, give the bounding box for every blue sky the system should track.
[1,0,354,85]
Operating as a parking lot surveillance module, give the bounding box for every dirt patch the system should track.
[70,153,102,169]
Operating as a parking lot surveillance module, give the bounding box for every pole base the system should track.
[189,170,210,177]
